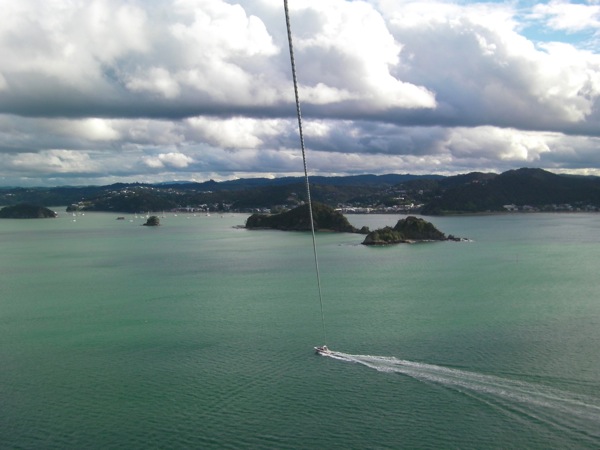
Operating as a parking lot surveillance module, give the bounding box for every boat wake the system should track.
[325,351,600,443]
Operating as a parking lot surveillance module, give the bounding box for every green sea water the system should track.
[1,212,599,449]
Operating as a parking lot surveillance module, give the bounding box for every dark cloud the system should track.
[0,0,599,186]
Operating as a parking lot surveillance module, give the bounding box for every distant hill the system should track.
[0,174,441,213]
[1,169,600,214]
[421,168,600,214]
[159,174,442,191]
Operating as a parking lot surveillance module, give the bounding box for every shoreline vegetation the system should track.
[2,168,600,217]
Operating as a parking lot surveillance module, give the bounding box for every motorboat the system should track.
[314,345,331,355]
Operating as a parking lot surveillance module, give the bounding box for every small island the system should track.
[246,203,368,234]
[244,205,470,247]
[362,216,464,245]
[0,204,57,219]
[143,216,160,226]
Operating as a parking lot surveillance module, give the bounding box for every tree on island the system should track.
[143,215,160,226]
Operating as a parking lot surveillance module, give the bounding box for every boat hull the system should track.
[314,346,331,355]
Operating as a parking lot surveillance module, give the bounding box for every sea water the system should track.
[1,212,599,449]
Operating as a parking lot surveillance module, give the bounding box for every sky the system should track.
[1,0,600,186]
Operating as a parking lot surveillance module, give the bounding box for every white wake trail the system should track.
[325,351,600,443]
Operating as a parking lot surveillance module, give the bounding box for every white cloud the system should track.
[166,0,281,105]
[171,0,277,57]
[9,149,97,173]
[383,0,600,126]
[158,151,194,168]
[445,127,553,162]
[49,118,122,141]
[185,117,285,149]
[0,0,149,92]
[143,151,194,170]
[289,0,436,110]
[532,43,600,122]
[126,67,181,99]
[299,83,358,105]
[531,1,600,32]
[0,0,600,186]
[122,120,186,146]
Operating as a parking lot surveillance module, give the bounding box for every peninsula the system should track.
[0,204,57,219]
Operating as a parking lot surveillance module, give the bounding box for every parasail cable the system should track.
[283,0,327,344]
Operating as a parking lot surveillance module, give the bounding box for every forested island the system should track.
[143,216,160,226]
[0,204,57,219]
[246,206,462,247]
[246,203,368,233]
[362,216,464,245]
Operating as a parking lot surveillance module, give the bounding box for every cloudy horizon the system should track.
[1,0,599,186]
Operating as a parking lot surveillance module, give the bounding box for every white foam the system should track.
[324,351,600,442]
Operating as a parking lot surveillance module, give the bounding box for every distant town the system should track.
[2,168,600,216]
